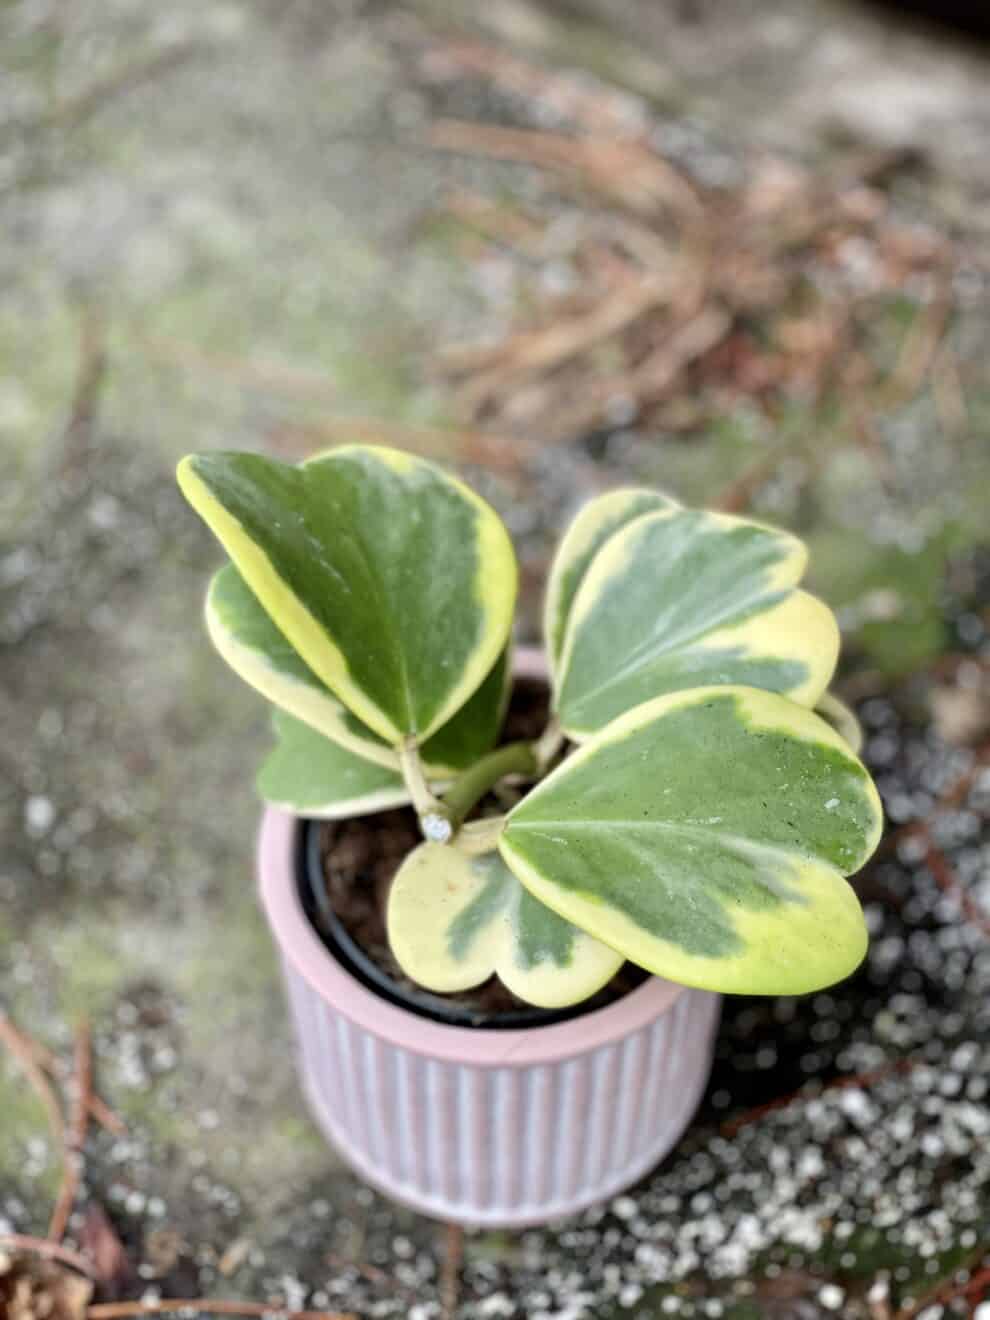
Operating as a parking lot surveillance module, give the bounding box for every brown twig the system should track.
[963,1264,990,1307]
[82,1093,125,1139]
[420,39,649,139]
[516,302,731,444]
[847,386,899,490]
[428,119,703,219]
[59,303,108,474]
[80,1202,133,1293]
[21,1029,126,1139]
[443,187,546,253]
[715,444,792,514]
[884,272,953,407]
[450,275,675,411]
[0,41,203,152]
[921,832,990,940]
[0,1014,66,1152]
[49,1019,92,1242]
[440,1222,464,1320]
[87,1303,354,1319]
[136,333,339,404]
[931,341,969,438]
[0,1233,95,1277]
[429,117,596,169]
[891,1245,990,1319]
[720,1057,916,1138]
[49,42,204,135]
[626,305,732,403]
[323,1253,422,1307]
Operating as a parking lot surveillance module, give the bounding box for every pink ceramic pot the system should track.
[259,814,720,1227]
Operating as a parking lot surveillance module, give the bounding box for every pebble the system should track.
[23,795,55,835]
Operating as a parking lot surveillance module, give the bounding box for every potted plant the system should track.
[177,444,882,1228]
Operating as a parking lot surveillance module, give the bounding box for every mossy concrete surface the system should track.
[1,1,989,1317]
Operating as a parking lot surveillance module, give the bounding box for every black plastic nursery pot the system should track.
[297,814,650,1031]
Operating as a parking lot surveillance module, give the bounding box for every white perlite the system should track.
[421,813,453,844]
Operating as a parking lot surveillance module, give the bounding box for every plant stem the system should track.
[398,737,444,817]
[453,814,508,855]
[534,715,564,772]
[442,740,538,830]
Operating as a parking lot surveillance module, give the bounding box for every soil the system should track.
[312,674,646,1020]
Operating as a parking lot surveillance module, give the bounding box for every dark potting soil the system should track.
[312,675,645,1019]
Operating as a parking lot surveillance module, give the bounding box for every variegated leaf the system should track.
[207,564,510,776]
[387,843,623,1008]
[555,506,839,738]
[815,690,864,755]
[178,444,517,743]
[544,487,680,669]
[417,646,512,778]
[500,685,882,995]
[257,711,409,818]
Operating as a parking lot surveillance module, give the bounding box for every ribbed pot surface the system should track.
[260,808,720,1227]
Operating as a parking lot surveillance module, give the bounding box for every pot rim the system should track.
[259,806,686,1068]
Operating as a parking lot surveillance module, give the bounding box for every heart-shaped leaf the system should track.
[178,445,517,743]
[544,487,680,669]
[500,685,882,995]
[257,711,409,818]
[555,506,839,738]
[206,564,510,776]
[387,843,623,1008]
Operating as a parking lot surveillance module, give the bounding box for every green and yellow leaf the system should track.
[207,564,511,776]
[208,562,397,769]
[387,842,623,1008]
[419,645,512,778]
[178,444,517,744]
[815,690,864,755]
[555,506,838,738]
[500,685,883,996]
[544,487,680,669]
[257,711,410,818]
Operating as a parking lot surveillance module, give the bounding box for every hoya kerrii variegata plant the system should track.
[177,445,882,1009]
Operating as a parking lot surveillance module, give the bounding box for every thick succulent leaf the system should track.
[387,843,623,1008]
[418,645,512,776]
[555,506,838,738]
[257,711,409,818]
[544,487,680,669]
[208,562,397,769]
[500,686,883,995]
[178,445,517,743]
[207,564,510,775]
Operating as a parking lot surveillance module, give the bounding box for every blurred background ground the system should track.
[1,1,989,1317]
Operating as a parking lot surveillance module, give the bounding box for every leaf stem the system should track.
[453,814,508,855]
[399,737,455,842]
[442,740,538,831]
[534,715,565,772]
[399,737,444,816]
